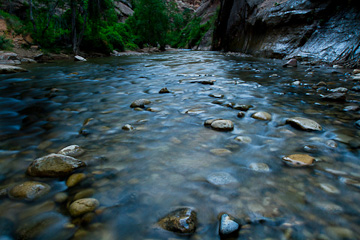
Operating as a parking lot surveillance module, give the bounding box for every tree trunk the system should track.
[71,0,78,54]
[28,0,37,34]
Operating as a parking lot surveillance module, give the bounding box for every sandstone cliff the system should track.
[212,0,360,68]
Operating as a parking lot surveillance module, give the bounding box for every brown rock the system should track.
[69,198,99,217]
[286,117,322,131]
[251,112,272,121]
[282,154,315,167]
[210,120,234,131]
[9,181,51,201]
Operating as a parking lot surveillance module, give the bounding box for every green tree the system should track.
[129,0,169,50]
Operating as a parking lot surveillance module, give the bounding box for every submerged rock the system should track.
[0,64,27,74]
[27,153,86,178]
[251,112,272,121]
[9,181,51,201]
[234,136,252,144]
[233,104,253,111]
[207,172,238,186]
[69,198,100,217]
[158,208,197,234]
[122,124,134,131]
[286,117,322,131]
[219,214,240,236]
[249,163,270,172]
[282,154,315,167]
[130,99,151,108]
[210,120,234,131]
[66,173,86,188]
[320,92,346,101]
[58,145,85,157]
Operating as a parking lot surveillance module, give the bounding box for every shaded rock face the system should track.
[213,0,360,67]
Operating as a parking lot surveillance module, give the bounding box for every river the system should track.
[0,50,360,239]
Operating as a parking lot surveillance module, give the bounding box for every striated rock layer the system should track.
[213,0,360,67]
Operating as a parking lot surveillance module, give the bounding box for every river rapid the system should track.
[0,50,360,239]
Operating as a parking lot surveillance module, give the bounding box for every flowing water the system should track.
[0,50,360,239]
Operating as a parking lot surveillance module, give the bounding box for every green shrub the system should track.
[0,35,13,50]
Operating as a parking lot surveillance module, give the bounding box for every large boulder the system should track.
[27,153,86,178]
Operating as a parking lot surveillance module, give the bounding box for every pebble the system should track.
[130,99,151,108]
[319,183,340,194]
[286,117,322,131]
[8,181,51,201]
[159,87,170,93]
[157,208,197,234]
[122,124,134,131]
[249,163,270,172]
[58,145,85,157]
[210,120,234,131]
[66,173,86,187]
[209,93,224,98]
[219,214,240,236]
[282,154,315,167]
[69,198,100,217]
[251,112,272,121]
[74,55,86,61]
[234,136,252,144]
[233,104,253,111]
[27,154,86,178]
[74,189,95,201]
[207,172,238,186]
[54,192,68,203]
[237,112,245,118]
[210,148,232,156]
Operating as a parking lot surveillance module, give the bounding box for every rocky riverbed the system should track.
[0,50,359,239]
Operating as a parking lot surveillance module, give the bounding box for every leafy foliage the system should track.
[0,35,13,50]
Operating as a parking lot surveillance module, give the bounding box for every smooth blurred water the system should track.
[0,50,360,239]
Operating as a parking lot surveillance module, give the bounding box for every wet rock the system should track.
[158,208,197,234]
[207,172,238,186]
[54,192,68,203]
[21,58,37,63]
[286,117,322,131]
[344,105,359,111]
[69,198,100,217]
[16,212,75,240]
[234,136,252,144]
[74,55,86,61]
[320,92,346,101]
[219,214,240,236]
[319,183,340,194]
[351,85,360,92]
[58,145,85,157]
[210,148,232,156]
[159,87,170,94]
[66,173,86,188]
[326,140,338,148]
[329,87,348,93]
[209,93,224,98]
[292,81,301,85]
[355,120,360,129]
[237,112,245,118]
[251,112,272,121]
[27,153,86,178]
[210,120,234,131]
[130,99,151,108]
[122,124,134,131]
[249,163,270,172]
[9,181,51,201]
[204,118,223,127]
[283,59,297,67]
[282,154,315,167]
[354,69,360,74]
[326,227,355,239]
[233,104,253,111]
[0,64,27,74]
[74,189,95,201]
[190,79,216,85]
